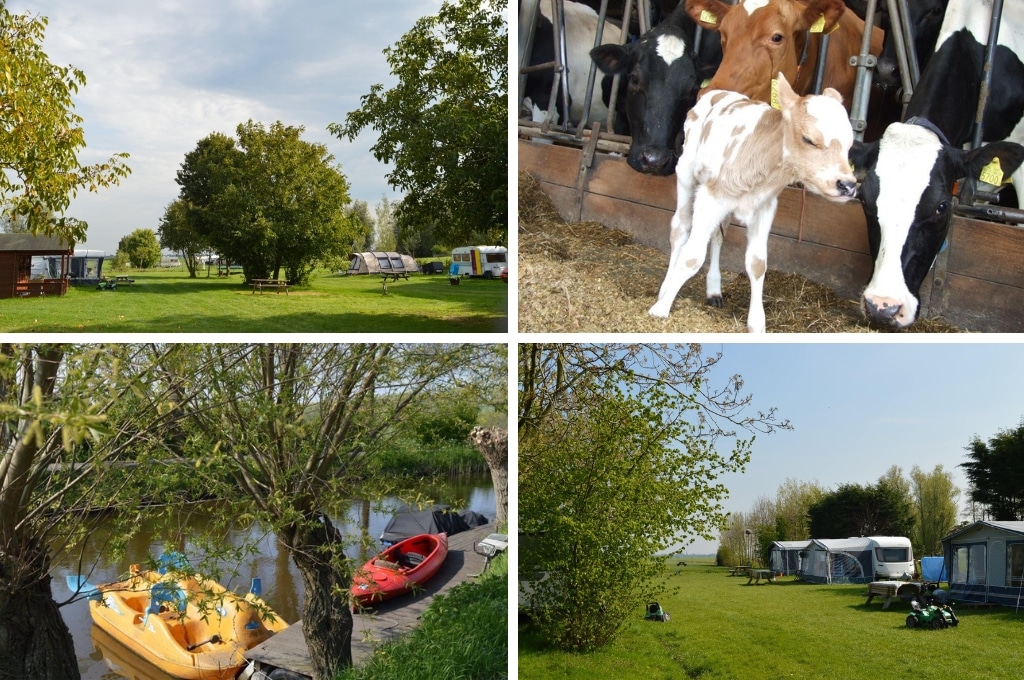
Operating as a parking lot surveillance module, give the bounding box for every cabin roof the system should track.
[0,233,73,254]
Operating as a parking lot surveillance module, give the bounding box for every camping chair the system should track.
[644,602,669,622]
[449,262,461,285]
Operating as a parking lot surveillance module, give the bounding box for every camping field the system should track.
[518,558,1024,680]
[0,268,508,333]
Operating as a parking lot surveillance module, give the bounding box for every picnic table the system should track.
[250,278,290,295]
[747,569,777,585]
[865,581,923,609]
[380,271,410,293]
[728,565,751,577]
[114,275,135,285]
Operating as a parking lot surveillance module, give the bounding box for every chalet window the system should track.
[1007,543,1024,587]
[951,544,986,585]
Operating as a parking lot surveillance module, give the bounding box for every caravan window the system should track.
[1007,543,1024,587]
[951,544,987,585]
[875,547,909,563]
[485,252,507,264]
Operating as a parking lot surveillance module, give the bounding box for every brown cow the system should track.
[685,0,883,109]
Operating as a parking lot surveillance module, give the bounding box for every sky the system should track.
[9,1,446,254]
[667,341,1024,555]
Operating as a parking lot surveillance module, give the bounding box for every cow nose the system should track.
[640,148,675,175]
[836,179,857,198]
[863,296,902,324]
[875,59,899,89]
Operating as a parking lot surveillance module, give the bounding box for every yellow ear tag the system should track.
[809,14,826,33]
[700,9,718,24]
[770,79,781,109]
[701,78,713,89]
[979,158,1005,185]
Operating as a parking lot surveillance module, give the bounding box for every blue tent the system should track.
[920,556,947,582]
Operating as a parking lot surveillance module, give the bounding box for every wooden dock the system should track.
[244,525,499,676]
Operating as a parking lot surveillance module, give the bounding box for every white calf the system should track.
[647,73,857,332]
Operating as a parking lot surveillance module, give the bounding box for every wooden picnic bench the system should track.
[865,581,923,609]
[250,278,290,294]
[747,569,777,585]
[728,565,751,577]
[380,271,410,293]
[114,275,135,285]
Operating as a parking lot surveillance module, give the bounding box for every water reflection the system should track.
[54,479,495,680]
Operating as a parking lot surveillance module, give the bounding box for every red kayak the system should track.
[351,533,448,607]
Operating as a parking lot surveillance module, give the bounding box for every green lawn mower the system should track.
[906,598,959,630]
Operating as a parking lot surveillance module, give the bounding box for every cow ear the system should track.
[686,0,727,32]
[775,72,799,110]
[849,140,879,180]
[821,87,843,105]
[800,0,846,33]
[960,141,1024,182]
[591,43,631,75]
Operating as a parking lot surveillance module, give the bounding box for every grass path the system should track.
[519,558,1024,679]
[0,269,508,333]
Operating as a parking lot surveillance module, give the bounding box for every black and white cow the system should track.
[521,0,623,128]
[589,5,721,174]
[851,0,1024,328]
[872,0,950,89]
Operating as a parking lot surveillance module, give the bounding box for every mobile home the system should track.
[941,520,1024,607]
[450,245,507,279]
[801,536,914,584]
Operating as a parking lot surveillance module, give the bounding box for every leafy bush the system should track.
[716,545,736,567]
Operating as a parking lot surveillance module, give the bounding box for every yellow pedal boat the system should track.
[80,565,288,680]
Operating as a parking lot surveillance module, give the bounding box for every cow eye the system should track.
[801,135,817,148]
[771,33,784,44]
[935,201,948,216]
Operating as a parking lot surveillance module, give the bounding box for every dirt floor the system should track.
[517,171,964,334]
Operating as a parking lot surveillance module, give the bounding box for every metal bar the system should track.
[885,0,915,106]
[896,0,920,87]
[604,0,636,135]
[972,0,1004,149]
[812,34,830,95]
[954,203,1024,226]
[518,0,542,118]
[576,0,612,138]
[554,0,572,132]
[848,0,879,140]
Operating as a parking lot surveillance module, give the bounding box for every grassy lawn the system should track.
[518,558,1024,680]
[0,269,508,333]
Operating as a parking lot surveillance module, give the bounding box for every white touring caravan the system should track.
[801,536,914,583]
[450,245,507,279]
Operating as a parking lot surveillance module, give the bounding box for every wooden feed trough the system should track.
[519,135,1024,333]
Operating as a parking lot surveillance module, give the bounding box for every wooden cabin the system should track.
[0,234,72,299]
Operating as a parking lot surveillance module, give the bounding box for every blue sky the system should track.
[675,341,1024,554]
[9,1,446,253]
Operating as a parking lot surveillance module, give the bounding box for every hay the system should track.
[518,171,964,333]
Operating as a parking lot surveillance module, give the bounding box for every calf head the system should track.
[851,122,1024,328]
[686,0,846,103]
[591,22,699,175]
[777,74,857,201]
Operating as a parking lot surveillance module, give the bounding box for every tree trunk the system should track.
[0,546,79,680]
[281,514,354,677]
[470,426,508,526]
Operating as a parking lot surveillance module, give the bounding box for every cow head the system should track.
[591,20,700,175]
[851,122,1024,328]
[777,73,857,201]
[686,0,846,103]
[874,0,949,89]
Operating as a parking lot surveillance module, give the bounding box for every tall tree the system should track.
[962,420,1024,521]
[519,343,789,651]
[774,477,826,540]
[373,195,398,251]
[343,199,374,251]
[117,228,161,269]
[807,482,915,539]
[332,0,507,247]
[157,199,208,277]
[909,465,960,556]
[0,7,130,242]
[151,344,497,677]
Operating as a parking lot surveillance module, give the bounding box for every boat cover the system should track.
[379,504,489,544]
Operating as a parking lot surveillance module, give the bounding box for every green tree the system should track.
[343,199,374,251]
[0,7,130,242]
[332,0,507,247]
[910,465,960,556]
[773,477,825,540]
[519,344,788,651]
[373,195,397,251]
[117,228,161,269]
[962,419,1024,521]
[157,199,208,277]
[176,122,355,283]
[807,481,915,539]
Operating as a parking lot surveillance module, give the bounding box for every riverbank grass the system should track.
[340,552,507,680]
[0,269,507,332]
[519,557,1024,680]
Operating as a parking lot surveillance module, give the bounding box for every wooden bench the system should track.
[250,279,290,295]
[865,581,922,609]
[380,271,410,293]
[747,569,777,585]
[728,565,751,577]
[114,276,135,285]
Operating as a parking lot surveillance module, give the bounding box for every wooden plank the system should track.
[518,141,581,189]
[244,525,499,676]
[945,217,1024,289]
[928,273,1024,333]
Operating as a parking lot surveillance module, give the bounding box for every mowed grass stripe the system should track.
[0,269,508,333]
[519,558,1024,680]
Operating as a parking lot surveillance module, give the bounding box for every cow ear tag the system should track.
[700,9,718,25]
[770,79,781,109]
[809,14,840,34]
[979,158,1005,185]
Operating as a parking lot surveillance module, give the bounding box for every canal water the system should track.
[51,477,496,679]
